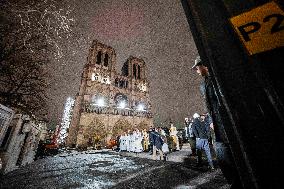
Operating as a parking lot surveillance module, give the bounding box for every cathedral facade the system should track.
[66,40,153,148]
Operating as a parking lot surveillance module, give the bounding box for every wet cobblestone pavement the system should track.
[0,150,229,189]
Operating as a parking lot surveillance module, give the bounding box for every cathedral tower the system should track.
[66,40,153,148]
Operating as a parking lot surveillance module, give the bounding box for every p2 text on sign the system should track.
[230,1,284,55]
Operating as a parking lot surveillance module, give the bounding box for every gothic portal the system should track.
[66,40,153,148]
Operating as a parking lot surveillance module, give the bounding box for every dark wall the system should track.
[181,0,284,188]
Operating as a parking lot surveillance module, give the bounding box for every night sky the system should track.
[47,0,205,125]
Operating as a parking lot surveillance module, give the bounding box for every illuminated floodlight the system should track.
[96,98,105,107]
[118,101,126,109]
[137,104,144,111]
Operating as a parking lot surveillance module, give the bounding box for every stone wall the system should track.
[76,113,152,148]
[0,114,47,173]
[0,104,14,146]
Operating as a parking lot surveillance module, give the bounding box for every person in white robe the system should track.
[133,129,143,153]
[126,131,131,152]
[161,135,169,161]
[129,131,134,152]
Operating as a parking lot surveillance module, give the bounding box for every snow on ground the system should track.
[1,150,146,189]
[1,149,229,189]
[50,151,144,188]
[55,150,143,173]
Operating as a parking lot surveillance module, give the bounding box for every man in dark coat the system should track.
[152,128,163,160]
[191,113,214,169]
[148,127,154,155]
[192,56,243,188]
[116,135,120,152]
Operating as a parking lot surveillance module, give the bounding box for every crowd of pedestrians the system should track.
[116,124,181,161]
[115,110,216,170]
[113,55,242,186]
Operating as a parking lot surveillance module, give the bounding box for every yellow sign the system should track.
[230,1,284,55]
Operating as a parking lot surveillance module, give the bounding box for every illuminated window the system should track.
[115,93,128,109]
[91,73,100,81]
[136,101,146,111]
[141,83,147,92]
[102,76,110,84]
[92,94,108,107]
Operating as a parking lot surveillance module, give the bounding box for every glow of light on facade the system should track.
[140,83,147,92]
[59,97,75,144]
[137,104,144,111]
[96,98,105,107]
[104,77,111,84]
[118,101,126,109]
[91,73,99,81]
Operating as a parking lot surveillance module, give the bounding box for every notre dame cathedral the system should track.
[66,40,153,148]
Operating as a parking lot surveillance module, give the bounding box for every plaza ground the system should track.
[0,144,229,189]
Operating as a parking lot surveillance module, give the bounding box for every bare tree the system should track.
[0,0,75,117]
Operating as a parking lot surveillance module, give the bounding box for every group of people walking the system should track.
[113,55,243,188]
[117,124,181,161]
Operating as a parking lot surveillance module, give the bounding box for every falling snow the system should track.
[43,0,205,124]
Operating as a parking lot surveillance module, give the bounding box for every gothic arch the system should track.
[112,119,132,137]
